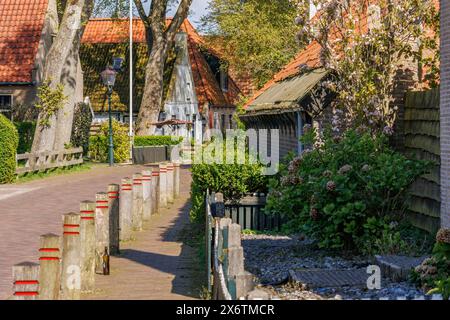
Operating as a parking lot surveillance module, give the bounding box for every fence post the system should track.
[173,161,181,199]
[166,163,174,203]
[132,173,144,231]
[95,192,109,273]
[38,233,61,300]
[152,168,160,214]
[159,163,168,208]
[61,212,81,300]
[12,262,40,300]
[108,184,120,254]
[80,201,96,292]
[142,169,153,220]
[120,178,133,241]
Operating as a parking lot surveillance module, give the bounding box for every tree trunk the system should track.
[32,0,91,153]
[134,0,193,136]
[135,39,167,136]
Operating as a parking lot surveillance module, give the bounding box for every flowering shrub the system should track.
[295,0,439,133]
[412,228,450,299]
[265,128,430,253]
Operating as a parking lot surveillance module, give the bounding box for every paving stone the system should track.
[289,269,368,288]
[374,255,428,282]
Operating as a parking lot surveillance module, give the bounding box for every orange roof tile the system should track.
[82,18,241,108]
[0,0,49,83]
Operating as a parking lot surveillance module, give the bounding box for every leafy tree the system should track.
[295,0,439,134]
[200,0,302,89]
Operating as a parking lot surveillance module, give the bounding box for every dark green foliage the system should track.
[0,114,19,183]
[134,135,183,147]
[265,129,431,254]
[71,102,93,155]
[14,121,36,154]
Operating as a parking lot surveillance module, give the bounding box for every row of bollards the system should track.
[11,161,182,300]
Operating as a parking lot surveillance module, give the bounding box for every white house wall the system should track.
[162,32,202,142]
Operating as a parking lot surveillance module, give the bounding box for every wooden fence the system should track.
[224,194,285,231]
[16,147,84,175]
[404,88,440,232]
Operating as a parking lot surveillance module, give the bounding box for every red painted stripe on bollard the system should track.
[14,291,39,296]
[96,200,108,203]
[63,231,80,235]
[39,257,60,261]
[14,280,39,285]
[80,210,94,213]
[122,188,132,191]
[63,224,79,228]
[109,196,119,199]
[96,206,108,209]
[108,191,119,194]
[39,248,59,252]
[152,172,159,176]
[81,217,95,220]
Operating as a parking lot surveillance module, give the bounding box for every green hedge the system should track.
[190,142,268,223]
[89,120,130,163]
[134,135,183,147]
[71,102,92,155]
[0,114,19,183]
[14,121,36,154]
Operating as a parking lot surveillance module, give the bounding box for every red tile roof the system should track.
[0,0,49,83]
[82,18,241,107]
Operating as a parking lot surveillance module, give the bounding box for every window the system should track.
[0,95,12,119]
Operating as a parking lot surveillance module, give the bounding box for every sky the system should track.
[168,0,210,28]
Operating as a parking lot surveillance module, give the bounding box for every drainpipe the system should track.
[296,111,303,155]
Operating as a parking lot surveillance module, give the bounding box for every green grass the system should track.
[15,162,94,183]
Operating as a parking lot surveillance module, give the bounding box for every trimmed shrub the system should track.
[134,135,183,147]
[14,121,35,154]
[190,141,268,223]
[71,102,93,155]
[265,129,431,254]
[89,120,130,163]
[0,114,19,183]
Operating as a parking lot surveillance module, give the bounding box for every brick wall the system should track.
[440,0,450,228]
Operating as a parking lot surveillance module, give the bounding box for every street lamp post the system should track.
[101,67,116,166]
[101,58,122,166]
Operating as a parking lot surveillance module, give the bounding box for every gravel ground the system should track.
[242,234,426,300]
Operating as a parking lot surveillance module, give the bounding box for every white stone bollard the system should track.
[142,169,153,220]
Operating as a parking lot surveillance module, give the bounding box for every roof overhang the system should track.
[241,68,328,117]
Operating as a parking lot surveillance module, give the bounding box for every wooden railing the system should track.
[206,191,258,300]
[16,147,84,175]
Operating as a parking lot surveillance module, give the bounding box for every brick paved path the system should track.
[83,169,200,299]
[0,164,199,300]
